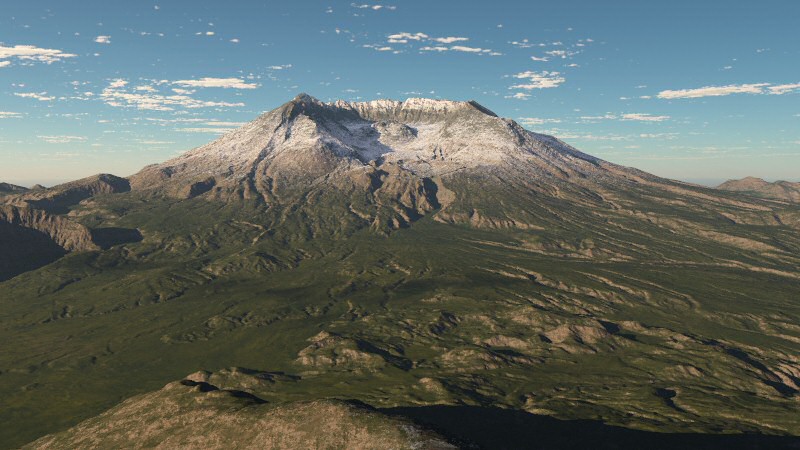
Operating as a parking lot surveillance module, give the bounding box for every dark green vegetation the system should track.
[1,96,799,448]
[3,188,799,448]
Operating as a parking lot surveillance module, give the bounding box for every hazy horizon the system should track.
[4,170,799,191]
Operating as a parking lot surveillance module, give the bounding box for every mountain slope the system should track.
[25,369,454,450]
[1,95,799,448]
[129,94,795,237]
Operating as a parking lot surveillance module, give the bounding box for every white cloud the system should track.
[230,38,240,43]
[176,127,237,134]
[108,79,128,89]
[432,36,468,44]
[450,45,485,53]
[518,117,561,126]
[387,32,429,41]
[656,82,799,99]
[657,83,769,99]
[505,92,530,100]
[385,32,498,56]
[530,56,549,62]
[138,140,174,145]
[101,79,245,111]
[638,133,678,139]
[172,77,258,89]
[203,121,246,127]
[145,118,204,124]
[94,35,111,44]
[0,111,22,118]
[419,45,498,55]
[0,61,10,68]
[621,113,670,122]
[175,119,245,134]
[268,64,292,70]
[352,3,396,10]
[14,92,55,101]
[419,46,449,52]
[580,114,618,121]
[38,135,86,144]
[509,39,539,49]
[510,71,565,89]
[557,132,629,141]
[579,113,669,122]
[0,44,77,66]
[546,50,567,58]
[768,83,800,95]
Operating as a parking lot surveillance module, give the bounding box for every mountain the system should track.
[129,93,627,231]
[718,177,800,203]
[1,95,799,448]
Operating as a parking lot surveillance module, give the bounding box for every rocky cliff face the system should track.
[0,205,97,252]
[0,173,133,249]
[0,174,135,279]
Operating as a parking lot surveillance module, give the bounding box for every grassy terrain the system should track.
[1,182,799,448]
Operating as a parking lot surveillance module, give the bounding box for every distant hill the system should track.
[717,177,800,203]
[0,182,28,195]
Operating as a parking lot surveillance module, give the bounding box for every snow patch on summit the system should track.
[131,94,612,192]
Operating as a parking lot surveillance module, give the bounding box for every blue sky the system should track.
[1,0,798,186]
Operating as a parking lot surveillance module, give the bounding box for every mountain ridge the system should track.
[717,176,800,203]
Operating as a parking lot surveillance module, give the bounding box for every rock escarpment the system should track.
[0,174,137,280]
[0,205,97,252]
